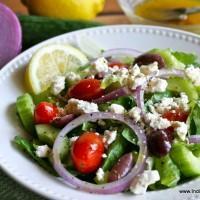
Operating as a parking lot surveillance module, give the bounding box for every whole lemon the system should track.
[22,0,105,20]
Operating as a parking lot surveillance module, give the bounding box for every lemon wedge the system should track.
[25,44,88,94]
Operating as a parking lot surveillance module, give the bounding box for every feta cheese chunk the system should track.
[128,107,141,122]
[51,75,65,95]
[128,74,147,90]
[175,92,189,111]
[65,98,99,115]
[94,57,109,73]
[145,112,171,129]
[103,130,117,147]
[186,66,200,86]
[65,72,81,83]
[172,121,188,141]
[109,104,125,114]
[129,64,141,77]
[130,170,160,195]
[145,157,154,170]
[96,168,105,182]
[140,62,159,75]
[35,145,51,158]
[146,78,168,93]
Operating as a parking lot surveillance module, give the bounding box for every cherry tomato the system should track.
[108,61,128,68]
[162,108,189,122]
[68,79,104,101]
[71,132,104,174]
[34,102,58,124]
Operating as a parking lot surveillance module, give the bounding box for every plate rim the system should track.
[1,24,200,200]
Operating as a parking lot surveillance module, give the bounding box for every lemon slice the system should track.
[25,44,88,94]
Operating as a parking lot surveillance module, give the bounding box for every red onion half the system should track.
[188,135,200,144]
[52,112,147,194]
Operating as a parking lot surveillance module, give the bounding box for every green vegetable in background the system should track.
[13,136,56,175]
[19,15,102,50]
[154,155,180,187]
[170,142,200,177]
[121,127,137,145]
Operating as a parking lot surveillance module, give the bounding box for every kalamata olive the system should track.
[134,53,165,68]
[51,114,75,128]
[108,152,135,182]
[147,130,171,157]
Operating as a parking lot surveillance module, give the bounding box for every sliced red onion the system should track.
[157,69,185,78]
[52,112,147,194]
[51,114,75,128]
[102,48,142,58]
[188,135,200,144]
[134,86,145,116]
[92,87,131,104]
[0,3,22,68]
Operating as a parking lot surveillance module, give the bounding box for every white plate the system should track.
[0,25,200,200]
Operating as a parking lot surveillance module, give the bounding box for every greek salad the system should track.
[14,45,200,195]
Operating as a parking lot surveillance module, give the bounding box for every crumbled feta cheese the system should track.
[128,107,141,122]
[128,74,147,90]
[109,104,125,114]
[35,145,51,158]
[186,66,200,86]
[155,97,178,114]
[146,78,168,93]
[145,112,171,129]
[130,170,160,195]
[96,168,105,182]
[129,64,141,77]
[145,157,154,170]
[65,98,99,115]
[51,75,65,95]
[172,121,188,141]
[103,130,117,146]
[94,57,109,73]
[140,62,159,76]
[102,153,107,158]
[90,144,98,151]
[70,136,79,143]
[65,72,81,83]
[174,92,189,111]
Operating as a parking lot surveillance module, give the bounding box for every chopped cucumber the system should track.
[167,77,198,106]
[170,142,200,177]
[154,155,180,187]
[35,124,60,147]
[16,93,35,135]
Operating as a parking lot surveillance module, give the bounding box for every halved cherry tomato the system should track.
[34,102,58,124]
[71,132,104,174]
[68,79,104,101]
[162,108,189,122]
[108,61,128,68]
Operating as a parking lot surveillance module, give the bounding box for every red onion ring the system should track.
[92,87,131,104]
[134,86,145,115]
[188,135,200,144]
[102,48,142,58]
[52,112,147,194]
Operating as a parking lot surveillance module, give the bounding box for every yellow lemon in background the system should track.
[22,0,105,20]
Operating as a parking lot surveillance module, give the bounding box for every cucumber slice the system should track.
[167,77,198,106]
[170,142,200,177]
[16,93,35,135]
[35,124,60,147]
